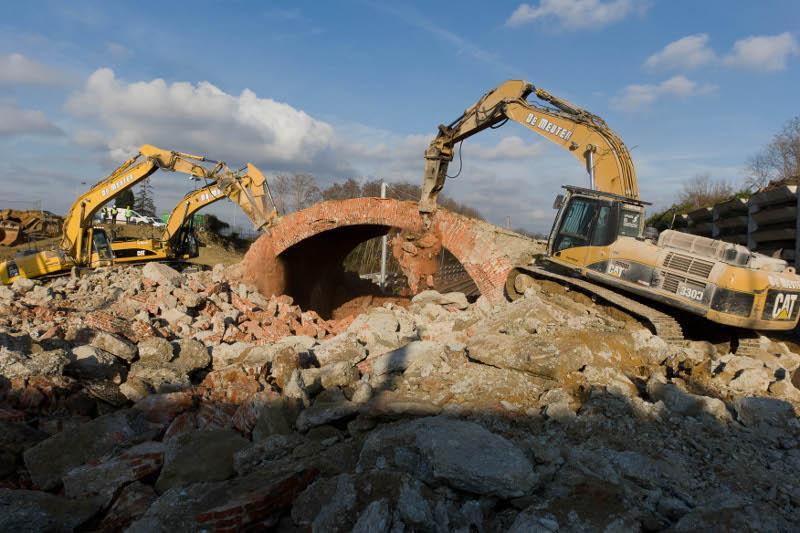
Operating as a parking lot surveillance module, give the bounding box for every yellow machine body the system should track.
[419,79,800,331]
[543,188,800,330]
[111,170,276,264]
[1,227,113,284]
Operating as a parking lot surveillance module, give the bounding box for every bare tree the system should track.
[321,178,361,201]
[320,177,483,219]
[745,116,800,191]
[360,179,383,198]
[678,173,734,210]
[273,173,322,213]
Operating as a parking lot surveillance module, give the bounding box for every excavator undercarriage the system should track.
[506,264,767,357]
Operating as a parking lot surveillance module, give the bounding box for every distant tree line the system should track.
[646,116,799,231]
[270,174,483,220]
[745,116,800,191]
[645,173,747,231]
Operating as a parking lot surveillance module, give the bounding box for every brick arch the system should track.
[237,198,536,304]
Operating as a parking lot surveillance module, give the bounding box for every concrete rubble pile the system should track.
[0,263,799,531]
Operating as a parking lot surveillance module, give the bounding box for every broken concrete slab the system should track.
[23,409,162,490]
[155,429,250,493]
[0,489,104,531]
[142,262,183,287]
[358,416,537,498]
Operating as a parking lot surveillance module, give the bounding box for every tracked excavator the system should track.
[419,80,800,343]
[0,145,274,284]
[111,171,277,263]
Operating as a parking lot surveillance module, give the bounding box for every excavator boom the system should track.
[163,163,276,241]
[419,80,638,213]
[110,163,278,264]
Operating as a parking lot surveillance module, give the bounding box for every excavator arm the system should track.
[213,163,277,231]
[61,144,275,265]
[161,168,278,245]
[419,80,638,213]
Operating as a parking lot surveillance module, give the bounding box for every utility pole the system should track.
[380,181,388,289]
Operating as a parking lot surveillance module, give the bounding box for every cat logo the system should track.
[772,292,798,320]
[607,261,628,278]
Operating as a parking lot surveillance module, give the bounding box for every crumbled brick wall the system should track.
[239,198,537,304]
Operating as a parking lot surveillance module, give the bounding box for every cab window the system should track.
[590,205,615,246]
[554,198,598,252]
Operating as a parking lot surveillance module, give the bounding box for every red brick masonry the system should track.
[239,198,535,304]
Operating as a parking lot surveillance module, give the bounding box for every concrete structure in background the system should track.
[686,207,713,238]
[713,198,748,245]
[748,185,799,264]
[680,185,800,264]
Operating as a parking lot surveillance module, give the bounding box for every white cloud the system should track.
[53,68,654,231]
[506,0,648,30]
[0,53,64,85]
[469,136,543,160]
[71,129,108,150]
[66,68,338,170]
[644,34,717,70]
[64,68,541,188]
[611,75,716,111]
[723,32,798,71]
[0,103,62,136]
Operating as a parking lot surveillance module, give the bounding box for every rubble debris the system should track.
[0,209,62,247]
[0,262,798,530]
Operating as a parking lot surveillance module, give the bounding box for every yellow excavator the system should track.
[419,80,800,340]
[0,145,273,284]
[111,173,277,263]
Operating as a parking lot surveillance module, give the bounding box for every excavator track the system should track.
[507,266,686,345]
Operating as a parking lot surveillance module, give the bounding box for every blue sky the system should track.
[1,0,798,232]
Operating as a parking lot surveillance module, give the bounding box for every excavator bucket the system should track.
[0,221,21,246]
[226,163,279,231]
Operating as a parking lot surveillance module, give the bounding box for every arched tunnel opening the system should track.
[277,224,478,320]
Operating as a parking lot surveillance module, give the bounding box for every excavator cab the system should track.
[547,186,646,263]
